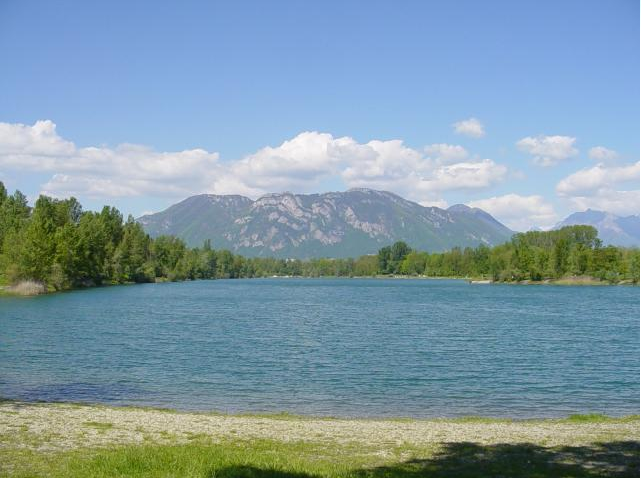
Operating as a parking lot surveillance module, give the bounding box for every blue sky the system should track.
[0,0,638,230]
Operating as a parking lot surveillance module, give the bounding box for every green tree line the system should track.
[0,183,638,290]
[377,228,639,284]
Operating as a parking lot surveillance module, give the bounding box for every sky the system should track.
[0,0,639,230]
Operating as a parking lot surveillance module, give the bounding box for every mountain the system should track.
[138,189,514,258]
[554,209,640,247]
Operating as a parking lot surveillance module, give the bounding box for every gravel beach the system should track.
[1,401,638,452]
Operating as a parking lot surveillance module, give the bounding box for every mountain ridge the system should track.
[138,189,515,258]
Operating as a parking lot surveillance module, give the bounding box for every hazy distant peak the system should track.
[347,187,394,195]
[206,194,252,203]
[447,204,472,213]
[555,209,639,247]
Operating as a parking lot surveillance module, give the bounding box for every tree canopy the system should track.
[0,182,638,291]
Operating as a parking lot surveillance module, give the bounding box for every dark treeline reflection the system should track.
[0,182,638,291]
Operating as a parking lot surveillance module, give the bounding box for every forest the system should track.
[0,183,638,292]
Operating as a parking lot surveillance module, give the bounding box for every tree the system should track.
[216,249,235,278]
[400,251,427,275]
[152,235,187,279]
[53,222,80,289]
[0,189,30,254]
[199,240,217,279]
[0,181,7,205]
[377,246,391,273]
[17,196,59,282]
[391,241,411,262]
[112,217,152,283]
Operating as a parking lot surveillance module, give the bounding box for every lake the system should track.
[0,278,638,418]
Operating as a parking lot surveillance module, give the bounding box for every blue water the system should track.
[0,279,638,418]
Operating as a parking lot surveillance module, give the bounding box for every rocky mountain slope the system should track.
[554,209,639,247]
[138,189,514,258]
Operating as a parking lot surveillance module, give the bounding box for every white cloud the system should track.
[229,131,358,192]
[516,135,578,167]
[556,162,639,196]
[588,146,618,162]
[0,120,221,199]
[0,120,512,207]
[340,139,506,204]
[419,160,508,191]
[41,174,139,198]
[0,120,75,159]
[467,194,558,231]
[452,118,485,138]
[566,190,640,216]
[424,143,469,163]
[555,161,640,216]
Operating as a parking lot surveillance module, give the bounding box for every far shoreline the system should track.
[1,274,637,297]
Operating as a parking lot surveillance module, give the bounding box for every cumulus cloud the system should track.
[0,120,221,199]
[226,135,503,202]
[41,174,140,198]
[556,162,639,196]
[424,143,469,164]
[419,160,508,191]
[516,135,578,167]
[588,146,618,162]
[339,139,506,204]
[0,120,511,206]
[230,132,360,193]
[452,118,485,138]
[467,194,558,231]
[556,162,640,216]
[0,120,75,159]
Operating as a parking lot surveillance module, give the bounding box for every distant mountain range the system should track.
[554,210,640,247]
[138,189,515,258]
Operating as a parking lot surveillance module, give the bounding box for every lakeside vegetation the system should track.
[1,401,638,478]
[0,183,638,293]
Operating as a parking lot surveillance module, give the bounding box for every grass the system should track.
[562,414,636,423]
[1,437,638,478]
[83,421,114,431]
[0,402,638,477]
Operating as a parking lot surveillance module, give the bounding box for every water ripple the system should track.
[0,278,638,418]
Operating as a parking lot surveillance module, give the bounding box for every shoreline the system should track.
[1,400,638,477]
[2,400,638,446]
[1,398,638,422]
[1,274,636,297]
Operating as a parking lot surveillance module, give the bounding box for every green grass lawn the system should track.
[3,437,639,478]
